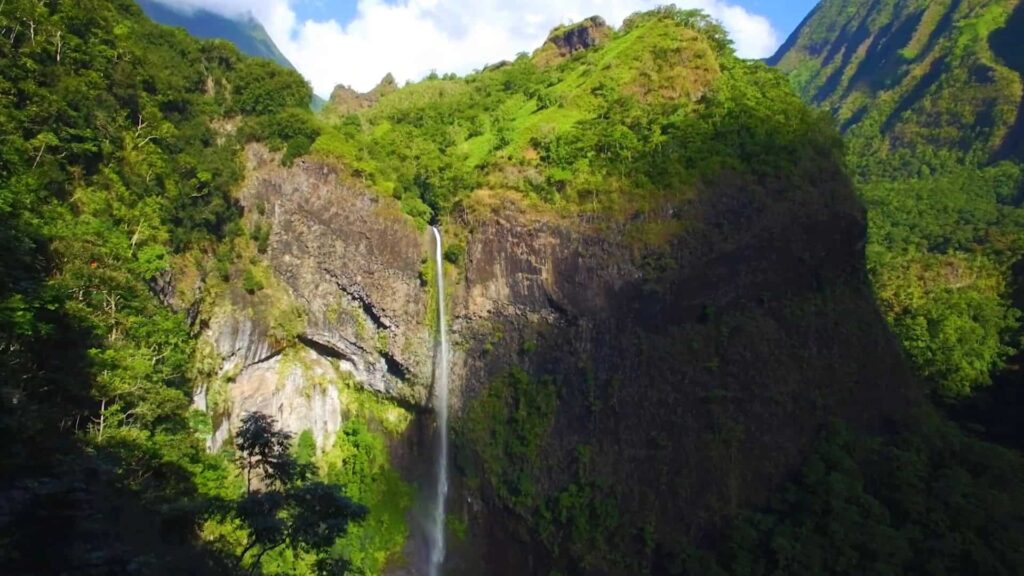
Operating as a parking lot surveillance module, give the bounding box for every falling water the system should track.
[428,226,449,576]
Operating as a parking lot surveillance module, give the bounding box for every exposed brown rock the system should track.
[327,72,400,115]
[197,145,432,452]
[534,16,612,66]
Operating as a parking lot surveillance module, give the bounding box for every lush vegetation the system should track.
[195,349,415,574]
[457,368,558,515]
[231,413,368,574]
[685,415,1024,576]
[312,6,839,228]
[0,1,357,573]
[438,6,1024,574]
[773,0,1024,396]
[459,370,1024,574]
[4,1,1023,574]
[201,395,413,576]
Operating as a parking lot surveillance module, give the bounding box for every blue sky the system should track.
[155,0,823,96]
[743,0,818,39]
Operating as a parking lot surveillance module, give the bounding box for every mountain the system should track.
[770,0,1024,165]
[136,0,295,70]
[772,0,1024,399]
[306,8,1021,574]
[2,2,1024,576]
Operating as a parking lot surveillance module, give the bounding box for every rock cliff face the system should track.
[189,146,913,573]
[534,16,612,65]
[196,146,432,451]
[444,170,915,572]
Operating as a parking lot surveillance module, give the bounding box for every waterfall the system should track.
[428,226,449,576]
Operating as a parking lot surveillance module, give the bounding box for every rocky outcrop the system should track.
[534,16,611,65]
[548,16,611,56]
[196,145,431,452]
[328,73,400,115]
[216,348,343,451]
[180,145,913,574]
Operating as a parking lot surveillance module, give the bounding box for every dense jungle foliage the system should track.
[685,415,1024,576]
[0,1,399,573]
[312,7,841,226]
[772,0,1024,397]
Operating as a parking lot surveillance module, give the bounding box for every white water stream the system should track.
[428,226,449,576]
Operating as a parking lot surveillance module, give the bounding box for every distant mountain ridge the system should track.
[770,0,1024,166]
[135,0,295,70]
[770,0,1024,400]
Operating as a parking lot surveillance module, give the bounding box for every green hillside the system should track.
[0,0,368,572]
[772,0,1024,397]
[313,8,836,225]
[311,12,1024,573]
[136,0,295,70]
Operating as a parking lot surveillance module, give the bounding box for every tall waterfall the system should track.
[428,226,449,576]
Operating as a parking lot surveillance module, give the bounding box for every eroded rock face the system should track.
[548,16,611,56]
[534,16,612,66]
[240,145,431,402]
[197,145,431,452]
[182,146,913,574]
[217,349,342,451]
[328,73,400,115]
[445,172,915,573]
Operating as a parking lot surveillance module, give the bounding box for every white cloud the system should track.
[151,0,780,97]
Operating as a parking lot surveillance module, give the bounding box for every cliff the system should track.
[444,170,913,574]
[190,145,432,452]
[183,11,920,573]
[184,145,914,574]
[533,16,612,65]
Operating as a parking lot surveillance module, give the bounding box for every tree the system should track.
[235,412,305,493]
[233,412,368,575]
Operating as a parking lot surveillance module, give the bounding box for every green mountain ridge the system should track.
[136,0,295,70]
[770,0,1024,167]
[772,0,1024,398]
[135,1,328,109]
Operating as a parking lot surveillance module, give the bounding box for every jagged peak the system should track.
[371,73,399,96]
[533,15,611,66]
[327,73,401,115]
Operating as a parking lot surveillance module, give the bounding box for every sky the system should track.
[151,0,820,97]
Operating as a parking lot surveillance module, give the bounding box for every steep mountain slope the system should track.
[310,9,919,573]
[284,8,1022,574]
[770,0,1023,166]
[772,0,1024,397]
[136,0,295,70]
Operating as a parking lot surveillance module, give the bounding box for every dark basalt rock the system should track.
[548,16,611,56]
